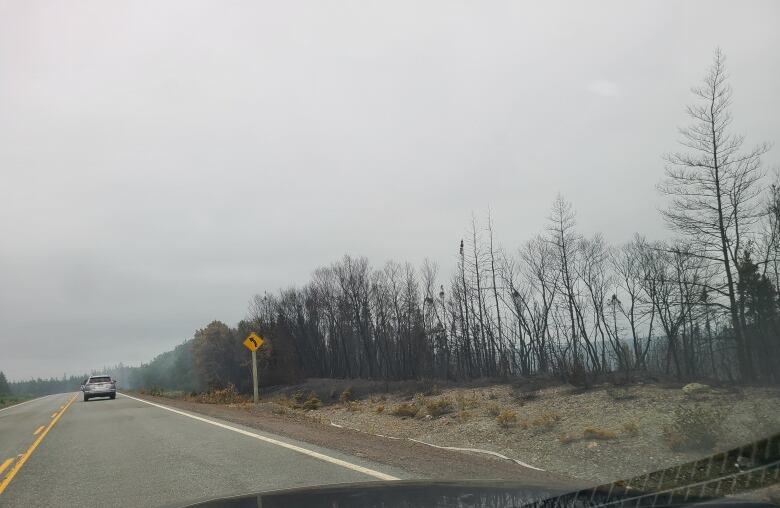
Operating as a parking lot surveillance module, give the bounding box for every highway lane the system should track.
[0,394,65,480]
[0,392,409,507]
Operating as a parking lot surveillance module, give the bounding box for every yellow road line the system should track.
[33,426,45,436]
[0,394,77,495]
[0,459,12,476]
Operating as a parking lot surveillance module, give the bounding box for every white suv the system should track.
[82,375,116,401]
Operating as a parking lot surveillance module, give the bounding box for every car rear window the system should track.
[89,377,112,383]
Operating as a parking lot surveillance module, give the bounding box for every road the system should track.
[0,392,409,507]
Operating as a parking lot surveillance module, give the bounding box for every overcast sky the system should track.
[1,1,778,381]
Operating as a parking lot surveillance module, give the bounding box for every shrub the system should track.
[200,384,244,404]
[291,390,306,406]
[426,397,455,417]
[375,404,385,414]
[662,405,722,451]
[623,421,639,437]
[583,427,617,440]
[485,403,501,417]
[302,393,321,411]
[456,392,478,410]
[346,401,361,412]
[391,403,419,417]
[339,387,353,403]
[496,409,518,428]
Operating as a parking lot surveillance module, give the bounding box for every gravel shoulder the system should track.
[135,380,780,487]
[131,392,582,489]
[263,380,780,484]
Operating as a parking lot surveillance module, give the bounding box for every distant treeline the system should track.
[96,50,780,391]
[5,374,88,397]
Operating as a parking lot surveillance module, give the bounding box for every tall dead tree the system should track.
[659,49,770,380]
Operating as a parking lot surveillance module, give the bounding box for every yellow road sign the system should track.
[243,332,264,352]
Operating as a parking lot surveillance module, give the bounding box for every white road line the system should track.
[119,393,399,481]
[0,395,52,413]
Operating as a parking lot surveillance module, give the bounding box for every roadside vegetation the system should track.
[0,371,28,408]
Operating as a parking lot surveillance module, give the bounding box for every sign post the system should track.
[251,349,258,404]
[243,332,264,404]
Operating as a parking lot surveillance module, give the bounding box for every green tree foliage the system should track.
[192,320,245,391]
[121,341,198,392]
[0,371,10,396]
[738,251,780,381]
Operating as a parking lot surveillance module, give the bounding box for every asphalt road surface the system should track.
[0,392,409,507]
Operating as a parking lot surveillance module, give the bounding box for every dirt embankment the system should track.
[136,379,780,487]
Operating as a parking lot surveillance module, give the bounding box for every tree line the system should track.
[96,50,780,391]
[4,374,89,397]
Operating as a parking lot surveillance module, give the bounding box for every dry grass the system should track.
[391,403,419,418]
[302,393,322,410]
[496,409,518,428]
[606,386,636,401]
[425,397,455,417]
[456,392,479,410]
[513,390,541,404]
[375,404,385,414]
[196,385,246,405]
[583,427,617,440]
[485,403,502,417]
[345,400,361,412]
[531,411,562,431]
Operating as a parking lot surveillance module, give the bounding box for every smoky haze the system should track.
[1,0,778,380]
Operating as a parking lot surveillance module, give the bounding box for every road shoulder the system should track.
[129,393,578,487]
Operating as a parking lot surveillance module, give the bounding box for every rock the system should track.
[682,383,710,395]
